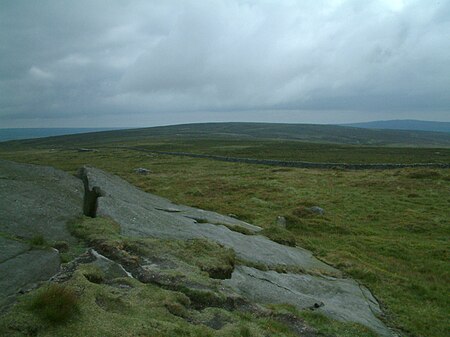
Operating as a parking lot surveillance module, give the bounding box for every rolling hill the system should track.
[7,122,450,148]
[343,119,450,133]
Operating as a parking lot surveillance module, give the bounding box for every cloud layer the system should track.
[1,0,449,127]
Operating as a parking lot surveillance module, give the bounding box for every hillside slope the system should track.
[343,120,450,133]
[8,122,450,147]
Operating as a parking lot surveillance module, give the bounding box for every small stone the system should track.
[276,216,287,227]
[228,213,238,219]
[134,168,151,175]
[309,206,324,215]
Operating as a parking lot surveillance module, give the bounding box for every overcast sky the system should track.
[1,0,449,127]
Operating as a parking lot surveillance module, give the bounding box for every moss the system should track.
[181,239,236,279]
[81,265,105,284]
[124,237,236,280]
[67,216,121,243]
[59,242,86,263]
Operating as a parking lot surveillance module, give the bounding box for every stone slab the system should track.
[0,159,84,243]
[224,266,392,337]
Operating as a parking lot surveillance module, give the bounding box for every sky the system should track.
[0,0,449,128]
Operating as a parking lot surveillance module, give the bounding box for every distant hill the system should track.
[0,128,124,142]
[343,120,450,133]
[7,122,450,148]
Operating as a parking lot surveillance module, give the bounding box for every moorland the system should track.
[0,122,449,337]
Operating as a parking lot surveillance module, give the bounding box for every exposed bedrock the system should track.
[224,266,391,337]
[0,159,84,311]
[80,166,337,275]
[0,160,395,336]
[80,166,394,336]
[0,238,60,311]
[0,159,84,242]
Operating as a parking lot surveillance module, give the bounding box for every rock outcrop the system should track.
[0,159,395,336]
[0,160,84,310]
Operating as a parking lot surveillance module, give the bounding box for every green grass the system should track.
[269,303,378,337]
[0,136,449,336]
[2,269,361,337]
[134,138,450,163]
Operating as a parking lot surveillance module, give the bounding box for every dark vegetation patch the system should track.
[406,169,442,179]
[292,205,318,218]
[29,234,47,247]
[52,240,69,252]
[29,284,79,323]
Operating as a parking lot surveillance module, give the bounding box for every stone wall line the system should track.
[120,147,450,170]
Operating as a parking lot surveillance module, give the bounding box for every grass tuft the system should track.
[29,284,79,323]
[29,234,47,247]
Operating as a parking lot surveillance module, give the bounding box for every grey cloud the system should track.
[0,0,449,127]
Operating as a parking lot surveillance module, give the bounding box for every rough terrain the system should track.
[0,159,395,336]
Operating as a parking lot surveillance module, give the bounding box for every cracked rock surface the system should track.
[224,266,389,336]
[0,159,83,310]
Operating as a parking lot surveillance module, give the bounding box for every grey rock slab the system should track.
[198,224,338,274]
[80,166,261,234]
[0,159,84,242]
[0,237,29,263]
[176,205,262,234]
[224,266,393,337]
[82,166,337,274]
[0,159,84,312]
[0,248,60,311]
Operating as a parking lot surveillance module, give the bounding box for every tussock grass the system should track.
[29,284,78,323]
[29,234,47,247]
